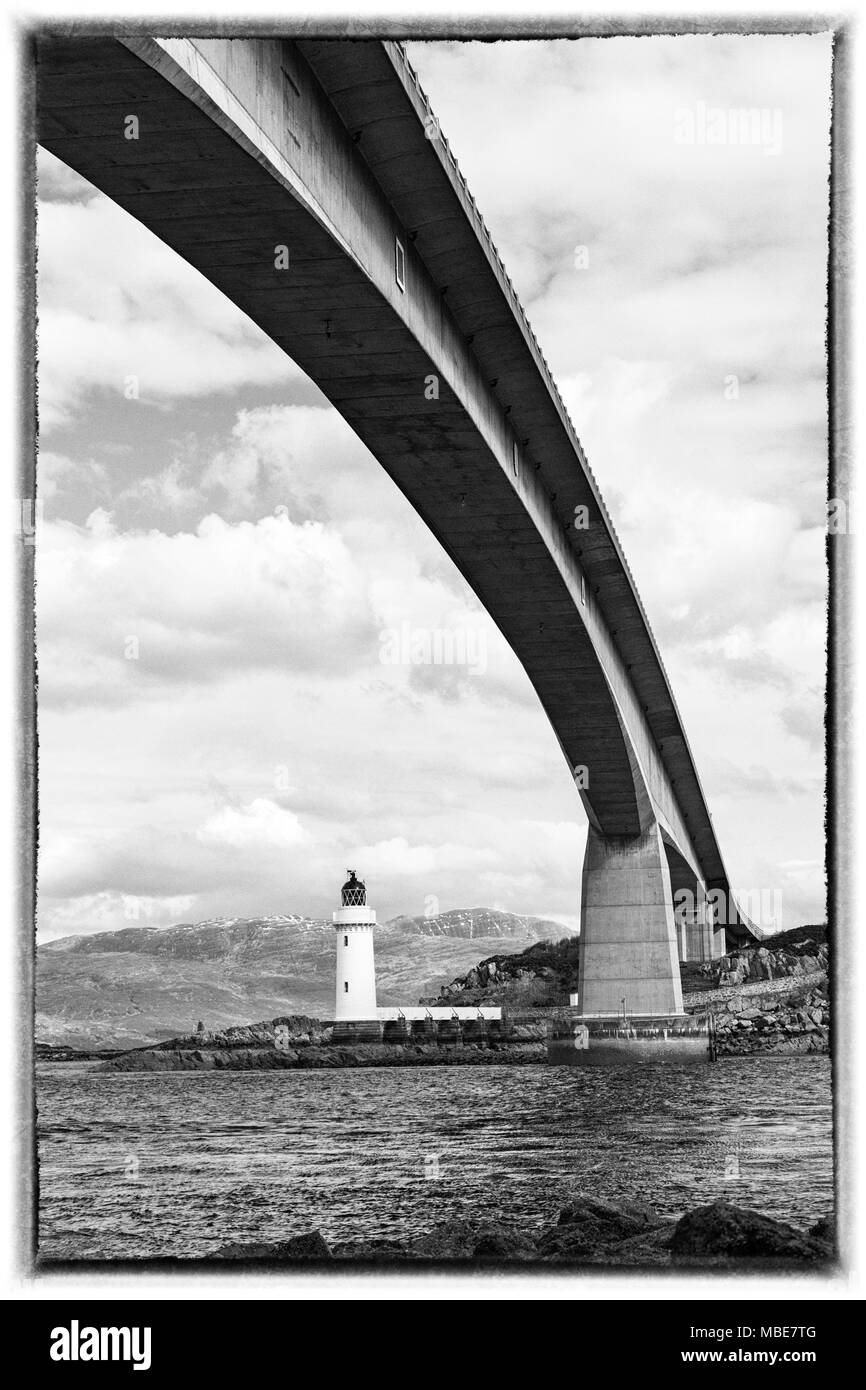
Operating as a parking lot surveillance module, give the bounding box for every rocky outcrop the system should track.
[146,1017,329,1050]
[420,935,580,1010]
[409,1219,539,1262]
[424,926,829,1054]
[36,1042,125,1062]
[809,1215,836,1253]
[104,1038,548,1072]
[537,1194,665,1259]
[670,1201,831,1261]
[428,926,830,1056]
[212,1194,834,1267]
[217,1230,331,1261]
[101,1012,551,1071]
[691,933,828,990]
[705,980,830,1056]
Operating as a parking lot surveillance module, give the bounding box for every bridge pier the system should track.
[577,822,685,1019]
[677,891,727,962]
[678,882,711,962]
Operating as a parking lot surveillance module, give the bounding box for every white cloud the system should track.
[34,36,830,937]
[36,150,293,430]
[355,837,496,877]
[35,505,380,705]
[38,891,197,942]
[197,798,308,850]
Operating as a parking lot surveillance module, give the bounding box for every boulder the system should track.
[331,1237,412,1261]
[808,1215,835,1250]
[408,1218,536,1260]
[601,1222,678,1267]
[538,1193,660,1259]
[749,949,774,981]
[408,1219,485,1259]
[215,1230,332,1261]
[671,1202,830,1262]
[471,1227,539,1261]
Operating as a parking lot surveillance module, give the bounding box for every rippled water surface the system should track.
[37,1058,833,1260]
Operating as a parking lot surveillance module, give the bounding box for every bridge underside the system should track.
[35,35,752,1018]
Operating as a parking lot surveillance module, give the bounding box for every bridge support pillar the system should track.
[677,882,713,963]
[578,822,684,1018]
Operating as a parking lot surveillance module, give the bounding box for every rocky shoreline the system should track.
[213,1193,835,1268]
[96,994,828,1070]
[105,1041,549,1071]
[686,938,829,1056]
[43,928,830,1070]
[103,1018,549,1072]
[707,978,829,1057]
[424,927,831,1060]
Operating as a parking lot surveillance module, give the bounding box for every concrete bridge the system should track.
[35,35,755,1019]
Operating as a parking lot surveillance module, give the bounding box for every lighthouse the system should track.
[333,870,378,1021]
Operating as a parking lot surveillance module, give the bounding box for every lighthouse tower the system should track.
[333,870,378,1021]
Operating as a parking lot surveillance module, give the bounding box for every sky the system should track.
[34,34,831,941]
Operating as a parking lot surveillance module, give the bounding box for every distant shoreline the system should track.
[36,1011,829,1072]
[36,923,830,1066]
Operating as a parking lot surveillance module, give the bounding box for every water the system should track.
[36,1058,833,1260]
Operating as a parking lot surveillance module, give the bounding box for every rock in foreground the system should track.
[217,1230,331,1261]
[537,1193,665,1259]
[670,1200,831,1261]
[212,1194,834,1267]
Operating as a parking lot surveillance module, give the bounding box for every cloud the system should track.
[197,799,308,850]
[35,36,830,937]
[35,506,381,705]
[37,449,107,502]
[38,892,197,942]
[710,761,820,800]
[408,35,830,308]
[36,150,293,431]
[354,837,496,877]
[780,700,825,750]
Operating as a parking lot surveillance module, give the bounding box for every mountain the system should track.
[385,909,560,940]
[36,909,574,1050]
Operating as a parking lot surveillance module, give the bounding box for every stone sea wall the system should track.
[684,942,829,1056]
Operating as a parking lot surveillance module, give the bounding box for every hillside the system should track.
[420,925,830,1054]
[420,935,582,1010]
[36,908,573,1050]
[422,925,829,1012]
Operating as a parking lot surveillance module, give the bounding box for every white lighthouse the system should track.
[333,870,378,1021]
